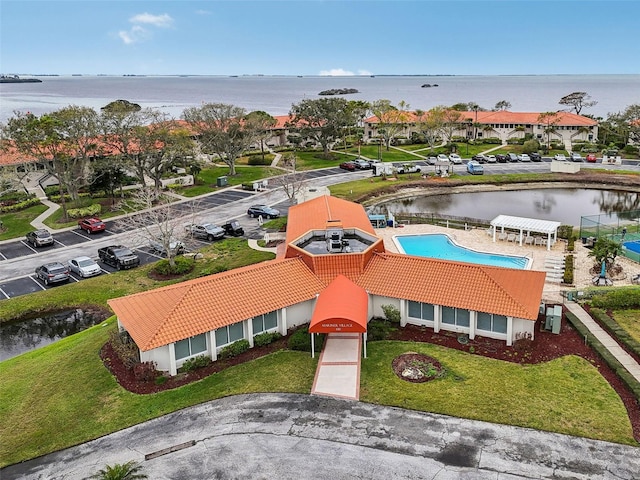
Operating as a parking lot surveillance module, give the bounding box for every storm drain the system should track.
[145,440,196,461]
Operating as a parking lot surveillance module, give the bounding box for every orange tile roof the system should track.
[108,258,325,351]
[356,253,545,320]
[310,274,368,333]
[285,195,375,245]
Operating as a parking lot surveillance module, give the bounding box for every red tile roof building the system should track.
[109,195,545,375]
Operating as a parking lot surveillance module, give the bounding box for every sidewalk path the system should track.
[311,333,361,400]
[565,301,640,383]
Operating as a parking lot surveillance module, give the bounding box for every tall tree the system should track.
[559,92,597,115]
[537,111,561,152]
[183,103,255,176]
[623,104,640,145]
[370,99,411,150]
[244,110,277,162]
[439,107,463,144]
[494,100,511,111]
[287,97,354,157]
[414,108,444,151]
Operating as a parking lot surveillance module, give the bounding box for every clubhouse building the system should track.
[109,195,546,376]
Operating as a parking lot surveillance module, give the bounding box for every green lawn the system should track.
[0,204,49,240]
[176,165,283,197]
[612,309,640,343]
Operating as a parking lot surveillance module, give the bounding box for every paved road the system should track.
[3,393,638,480]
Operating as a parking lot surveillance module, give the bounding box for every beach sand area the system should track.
[375,223,639,303]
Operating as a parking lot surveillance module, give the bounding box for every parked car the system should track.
[68,256,102,278]
[427,156,438,165]
[35,262,70,285]
[569,152,583,162]
[472,154,487,163]
[529,152,542,162]
[518,153,531,162]
[485,154,497,163]
[495,154,508,163]
[554,153,567,161]
[396,163,421,174]
[185,222,225,241]
[449,153,463,164]
[26,229,54,248]
[353,159,371,169]
[222,220,245,236]
[98,245,140,270]
[506,153,519,162]
[466,161,484,175]
[247,205,280,218]
[339,161,357,171]
[436,154,449,162]
[78,217,106,234]
[149,238,186,256]
[585,153,597,163]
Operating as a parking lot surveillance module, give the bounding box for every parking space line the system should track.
[29,276,47,290]
[0,287,9,299]
[21,240,39,253]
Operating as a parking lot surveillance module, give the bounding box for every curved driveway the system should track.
[3,393,638,480]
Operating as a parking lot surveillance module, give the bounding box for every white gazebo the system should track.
[490,215,562,251]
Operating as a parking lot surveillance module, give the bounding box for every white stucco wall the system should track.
[141,344,172,373]
[512,317,536,343]
[284,300,315,331]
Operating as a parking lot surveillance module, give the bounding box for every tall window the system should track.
[252,310,278,334]
[175,333,207,360]
[215,322,244,347]
[477,312,508,334]
[408,301,434,321]
[441,307,470,327]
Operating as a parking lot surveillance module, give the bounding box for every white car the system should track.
[518,153,531,162]
[449,153,463,164]
[554,154,567,161]
[485,154,497,163]
[396,163,421,174]
[436,154,450,163]
[68,256,102,278]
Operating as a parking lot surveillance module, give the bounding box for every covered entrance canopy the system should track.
[490,215,562,251]
[309,274,368,334]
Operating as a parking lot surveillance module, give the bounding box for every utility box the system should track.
[545,305,562,334]
[216,176,228,187]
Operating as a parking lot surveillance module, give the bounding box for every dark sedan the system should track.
[247,205,280,219]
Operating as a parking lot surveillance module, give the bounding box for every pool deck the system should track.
[375,223,640,303]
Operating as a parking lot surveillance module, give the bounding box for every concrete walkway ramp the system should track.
[311,333,361,400]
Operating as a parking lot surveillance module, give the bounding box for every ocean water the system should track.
[1,74,638,124]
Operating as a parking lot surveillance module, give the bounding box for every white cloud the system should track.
[319,68,373,76]
[118,25,149,45]
[129,13,174,28]
[195,9,212,15]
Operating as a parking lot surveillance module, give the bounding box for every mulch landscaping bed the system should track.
[100,311,640,442]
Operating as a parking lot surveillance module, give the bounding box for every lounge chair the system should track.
[534,237,544,246]
[524,236,534,245]
[507,233,517,242]
[498,232,507,241]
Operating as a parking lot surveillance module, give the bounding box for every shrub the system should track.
[133,361,158,382]
[253,331,282,347]
[155,376,168,385]
[109,330,139,369]
[367,318,396,341]
[287,326,325,351]
[219,339,250,359]
[522,139,541,154]
[590,288,640,310]
[248,156,271,166]
[67,203,101,219]
[623,145,639,155]
[0,197,41,213]
[482,137,502,144]
[152,256,195,275]
[563,254,574,284]
[181,354,212,372]
[557,225,574,240]
[381,304,401,324]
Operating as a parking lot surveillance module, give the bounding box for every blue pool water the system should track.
[394,234,530,269]
[624,240,640,254]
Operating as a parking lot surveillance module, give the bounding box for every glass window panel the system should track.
[442,306,455,324]
[252,316,264,334]
[457,309,470,327]
[175,339,190,360]
[422,303,434,321]
[264,311,278,330]
[494,315,508,333]
[191,333,207,354]
[477,312,492,331]
[408,301,421,318]
[215,328,229,346]
[228,322,244,342]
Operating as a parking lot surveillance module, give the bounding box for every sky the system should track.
[1,0,639,76]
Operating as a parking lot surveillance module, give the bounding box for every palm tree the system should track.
[91,460,148,480]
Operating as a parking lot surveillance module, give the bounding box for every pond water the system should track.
[0,309,107,361]
[371,188,640,226]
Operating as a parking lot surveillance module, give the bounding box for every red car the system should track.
[78,217,106,234]
[339,161,357,171]
[585,154,597,163]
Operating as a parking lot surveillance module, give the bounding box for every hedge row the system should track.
[564,310,640,401]
[564,254,574,284]
[590,288,640,310]
[588,307,640,359]
[0,197,41,213]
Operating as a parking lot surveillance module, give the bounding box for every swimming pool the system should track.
[394,233,531,270]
